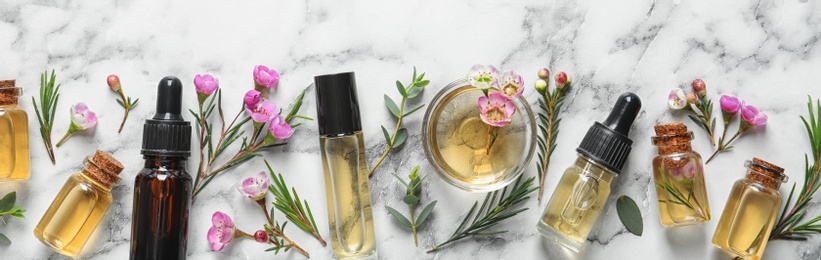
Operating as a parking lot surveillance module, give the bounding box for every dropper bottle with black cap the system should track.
[314,72,377,260]
[130,76,193,260]
[536,92,641,252]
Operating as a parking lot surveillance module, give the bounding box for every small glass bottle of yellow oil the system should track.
[536,93,641,252]
[34,150,124,257]
[0,79,31,181]
[712,158,787,259]
[651,122,710,227]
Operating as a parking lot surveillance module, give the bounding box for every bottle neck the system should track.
[81,159,121,191]
[144,156,188,171]
[575,155,617,183]
[744,159,787,190]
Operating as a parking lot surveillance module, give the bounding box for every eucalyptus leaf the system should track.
[416,201,438,227]
[381,126,392,146]
[0,192,16,212]
[392,128,408,148]
[384,95,400,118]
[406,86,423,99]
[617,195,643,236]
[403,195,419,205]
[396,80,407,97]
[386,206,412,229]
[0,233,9,245]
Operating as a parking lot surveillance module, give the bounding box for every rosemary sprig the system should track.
[769,96,821,241]
[31,70,60,164]
[535,70,570,201]
[0,191,26,244]
[191,89,311,198]
[368,67,429,177]
[386,166,437,246]
[427,175,537,253]
[264,160,326,246]
[656,168,708,219]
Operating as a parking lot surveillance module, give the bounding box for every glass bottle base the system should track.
[334,251,378,260]
[536,221,583,252]
[33,230,79,257]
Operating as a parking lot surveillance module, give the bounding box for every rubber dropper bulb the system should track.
[602,92,641,137]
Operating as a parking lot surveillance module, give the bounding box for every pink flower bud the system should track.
[691,79,706,97]
[107,74,121,91]
[555,71,570,90]
[253,65,279,89]
[537,68,550,80]
[268,114,294,140]
[244,90,261,109]
[741,103,767,126]
[719,95,741,114]
[254,230,269,243]
[686,93,699,104]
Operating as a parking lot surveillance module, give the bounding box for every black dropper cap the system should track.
[141,76,192,157]
[314,72,362,136]
[576,92,642,174]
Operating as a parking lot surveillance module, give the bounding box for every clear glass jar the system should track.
[651,123,710,227]
[712,158,787,259]
[0,81,30,181]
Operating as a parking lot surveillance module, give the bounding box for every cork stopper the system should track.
[745,157,787,190]
[652,122,694,158]
[83,150,124,189]
[0,80,20,106]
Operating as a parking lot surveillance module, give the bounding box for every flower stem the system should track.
[706,128,745,164]
[55,130,72,147]
[257,199,273,226]
[410,203,418,246]
[117,90,130,133]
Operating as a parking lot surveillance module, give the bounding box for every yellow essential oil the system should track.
[651,123,710,227]
[34,150,124,257]
[712,158,786,259]
[0,80,30,181]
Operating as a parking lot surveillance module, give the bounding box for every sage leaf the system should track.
[386,206,412,229]
[0,192,16,212]
[396,80,407,97]
[403,195,419,205]
[617,195,643,236]
[416,201,438,227]
[0,233,9,245]
[384,95,400,118]
[392,128,408,148]
[381,126,392,146]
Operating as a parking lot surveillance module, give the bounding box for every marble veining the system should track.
[1,0,821,259]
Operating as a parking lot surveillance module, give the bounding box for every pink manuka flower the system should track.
[495,70,524,100]
[691,79,706,97]
[268,115,294,140]
[246,100,277,124]
[467,64,498,89]
[253,65,279,89]
[244,89,262,108]
[555,71,570,90]
[668,89,687,110]
[194,74,219,103]
[57,102,99,147]
[207,211,236,251]
[240,171,269,201]
[741,103,767,127]
[719,95,741,114]
[478,92,516,127]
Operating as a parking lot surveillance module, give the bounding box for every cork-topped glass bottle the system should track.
[34,150,124,257]
[651,122,710,227]
[712,158,787,259]
[0,79,31,181]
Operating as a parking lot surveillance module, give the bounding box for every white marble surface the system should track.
[1,0,821,259]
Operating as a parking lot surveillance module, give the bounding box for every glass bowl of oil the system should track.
[422,78,536,192]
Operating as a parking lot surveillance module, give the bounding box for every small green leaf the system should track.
[384,95,400,118]
[617,195,643,236]
[416,201,437,227]
[381,126,392,146]
[392,128,408,148]
[403,104,425,117]
[406,86,423,99]
[396,80,407,97]
[403,195,419,205]
[0,192,16,212]
[386,206,412,229]
[0,233,9,245]
[415,80,430,88]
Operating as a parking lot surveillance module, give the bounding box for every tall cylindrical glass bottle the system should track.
[0,79,30,181]
[34,150,124,257]
[314,72,377,259]
[712,158,787,259]
[130,76,193,260]
[536,92,641,252]
[651,122,710,227]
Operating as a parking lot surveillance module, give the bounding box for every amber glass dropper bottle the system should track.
[130,76,193,260]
